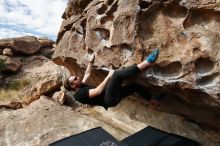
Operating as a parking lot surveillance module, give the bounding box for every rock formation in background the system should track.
[0,36,64,109]
[52,0,220,145]
[0,36,41,55]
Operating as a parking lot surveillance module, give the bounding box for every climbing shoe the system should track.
[146,48,159,63]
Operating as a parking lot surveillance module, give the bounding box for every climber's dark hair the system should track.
[63,77,71,90]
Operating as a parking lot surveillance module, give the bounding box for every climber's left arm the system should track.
[82,54,95,83]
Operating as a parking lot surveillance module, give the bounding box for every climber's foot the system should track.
[146,48,160,63]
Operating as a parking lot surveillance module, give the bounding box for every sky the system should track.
[0,0,67,41]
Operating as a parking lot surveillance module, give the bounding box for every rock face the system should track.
[0,55,63,108]
[53,0,220,145]
[30,75,62,104]
[37,37,54,48]
[0,36,60,108]
[0,36,41,55]
[0,96,218,146]
[2,0,220,146]
[0,55,21,72]
[0,96,129,146]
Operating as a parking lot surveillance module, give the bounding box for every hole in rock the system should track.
[111,43,133,51]
[183,9,220,29]
[94,28,110,40]
[100,15,114,24]
[78,0,93,10]
[119,43,132,50]
[140,0,152,10]
[97,4,108,15]
[196,73,219,86]
[71,27,75,31]
[81,19,87,35]
[76,30,83,35]
[138,5,161,40]
[107,0,114,6]
[64,23,74,31]
[195,58,214,75]
[193,47,200,54]
[183,88,217,106]
[162,2,188,18]
[152,61,183,78]
[106,1,118,16]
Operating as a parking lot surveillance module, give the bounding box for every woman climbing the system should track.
[64,49,161,109]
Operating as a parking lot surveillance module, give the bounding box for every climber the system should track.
[64,49,161,109]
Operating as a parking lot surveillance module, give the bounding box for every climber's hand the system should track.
[89,54,95,64]
[108,70,115,77]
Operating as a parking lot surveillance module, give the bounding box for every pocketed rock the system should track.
[52,0,220,145]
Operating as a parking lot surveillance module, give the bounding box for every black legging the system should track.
[104,65,152,107]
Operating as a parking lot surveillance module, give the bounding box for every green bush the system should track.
[0,79,32,101]
[8,80,21,90]
[22,79,31,87]
[6,79,31,90]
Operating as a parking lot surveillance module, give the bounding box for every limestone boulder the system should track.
[0,38,13,49]
[0,55,63,108]
[87,96,220,146]
[0,96,219,146]
[3,48,14,56]
[0,55,21,72]
[53,0,220,145]
[0,36,41,55]
[52,90,65,105]
[29,75,62,104]
[37,37,54,48]
[39,47,54,59]
[0,96,128,146]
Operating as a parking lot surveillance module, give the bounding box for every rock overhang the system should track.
[53,0,220,131]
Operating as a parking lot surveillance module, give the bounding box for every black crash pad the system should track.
[122,126,200,146]
[49,127,128,146]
